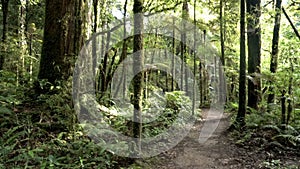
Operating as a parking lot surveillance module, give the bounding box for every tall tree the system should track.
[181,0,189,92]
[172,13,176,92]
[268,0,282,105]
[219,0,225,66]
[202,30,207,104]
[38,0,85,86]
[0,0,9,71]
[192,0,196,114]
[93,0,98,33]
[219,0,226,104]
[236,0,246,127]
[122,0,128,98]
[18,0,27,85]
[246,0,261,109]
[132,0,144,153]
[92,0,98,76]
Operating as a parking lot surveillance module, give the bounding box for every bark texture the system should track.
[246,0,261,109]
[0,0,9,70]
[132,0,144,153]
[38,0,85,85]
[268,0,282,104]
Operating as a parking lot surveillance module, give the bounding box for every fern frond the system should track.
[272,134,298,147]
[284,125,299,135]
[262,124,281,134]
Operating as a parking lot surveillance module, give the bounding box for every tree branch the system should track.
[145,1,183,17]
[282,7,300,40]
[263,0,273,8]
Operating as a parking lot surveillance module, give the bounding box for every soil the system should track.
[133,109,300,169]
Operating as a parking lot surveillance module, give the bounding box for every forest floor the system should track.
[132,109,300,169]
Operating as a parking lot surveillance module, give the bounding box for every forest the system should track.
[0,0,300,168]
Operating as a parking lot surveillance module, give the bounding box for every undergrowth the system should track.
[0,74,124,168]
[0,72,192,168]
[228,103,300,169]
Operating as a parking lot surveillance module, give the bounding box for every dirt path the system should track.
[151,109,241,169]
[133,109,300,169]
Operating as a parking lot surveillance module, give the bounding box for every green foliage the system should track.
[272,134,300,147]
[144,90,193,135]
[261,159,282,169]
[0,124,115,168]
[232,107,300,153]
[99,90,195,139]
[1,0,300,167]
[0,71,21,106]
[0,80,120,168]
[165,91,191,111]
[260,159,299,169]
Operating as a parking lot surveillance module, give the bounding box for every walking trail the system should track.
[133,109,299,169]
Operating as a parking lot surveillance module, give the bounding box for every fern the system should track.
[262,125,281,134]
[272,134,299,147]
[295,135,300,146]
[268,141,285,149]
[2,126,25,145]
[284,125,299,135]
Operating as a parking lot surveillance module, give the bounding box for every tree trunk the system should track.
[172,16,176,91]
[192,0,196,114]
[92,0,98,77]
[100,22,111,93]
[286,58,294,125]
[0,0,9,71]
[220,0,225,66]
[113,0,128,99]
[181,0,189,93]
[246,0,261,109]
[268,0,282,105]
[132,0,144,154]
[93,0,98,33]
[202,30,208,103]
[18,0,27,85]
[219,0,226,104]
[122,0,128,98]
[38,0,85,86]
[25,0,33,82]
[236,0,246,127]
